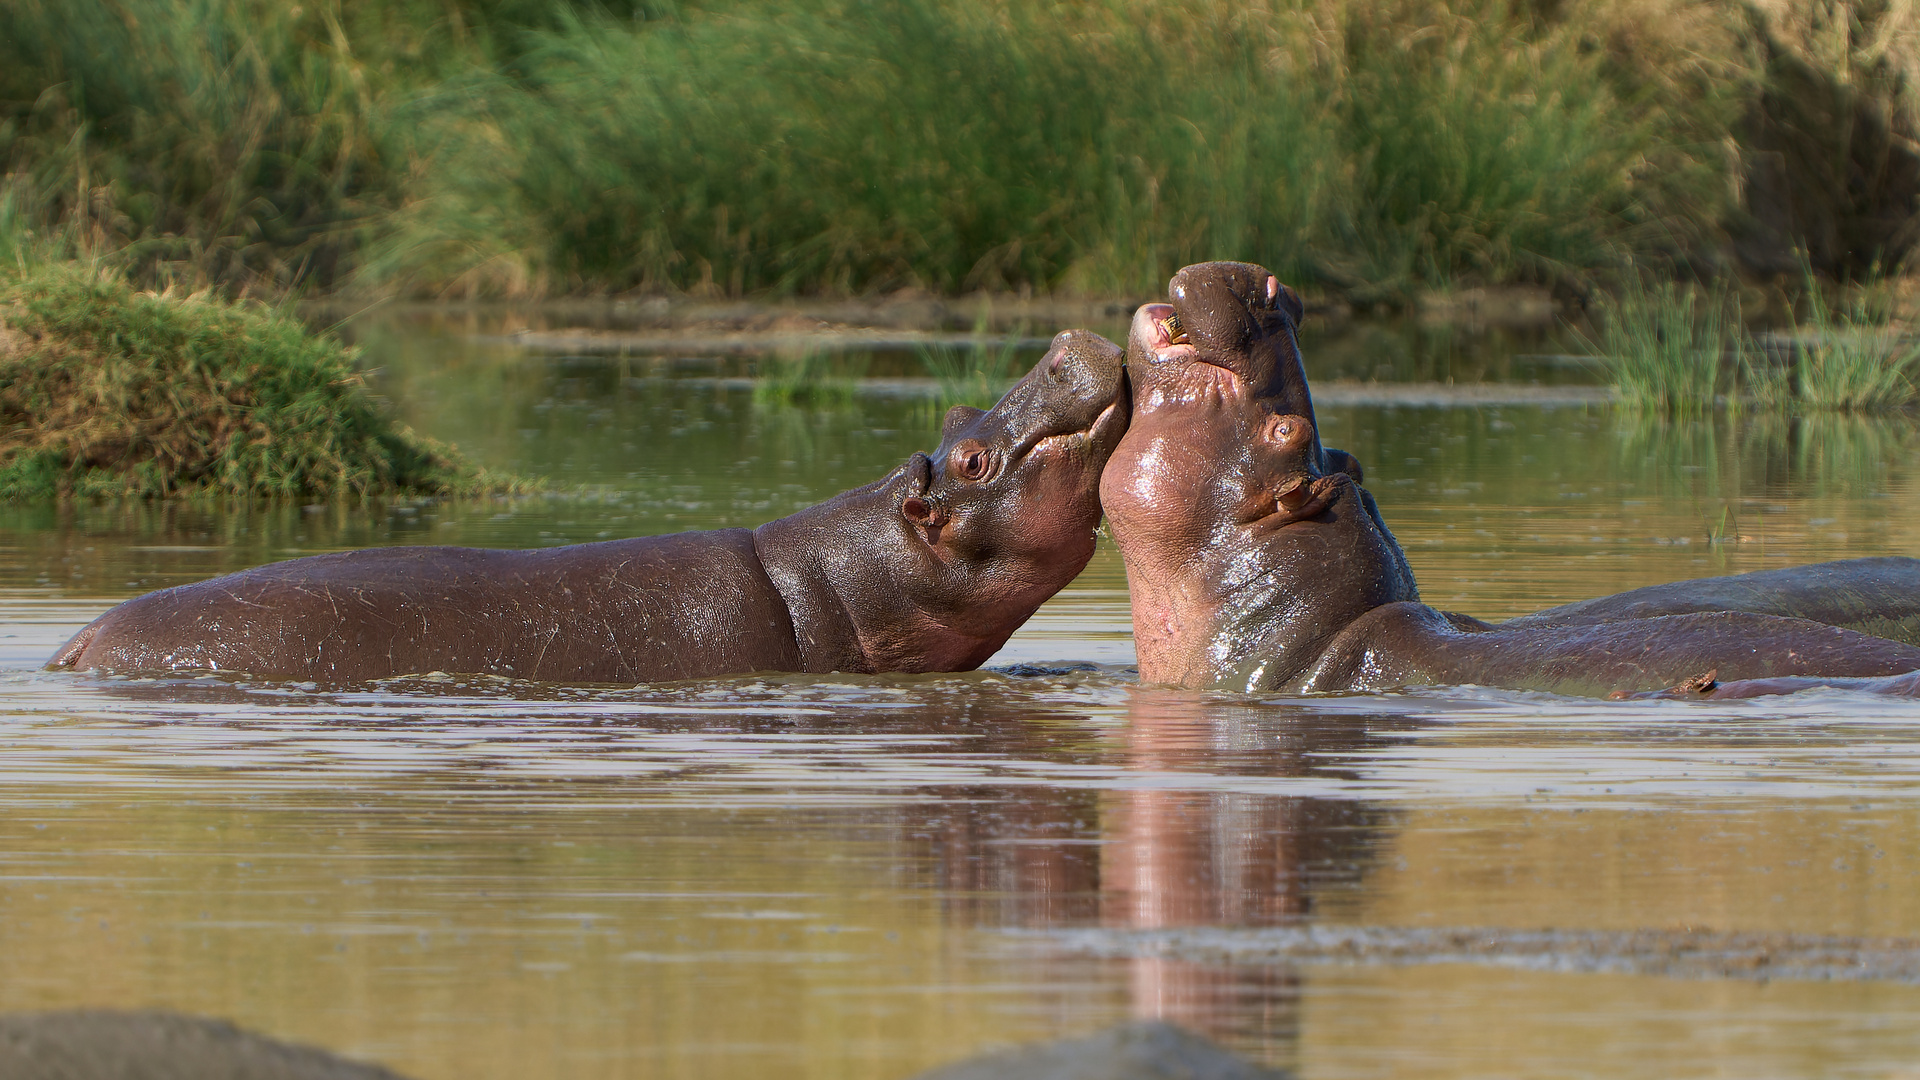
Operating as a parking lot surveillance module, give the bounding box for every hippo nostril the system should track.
[907,451,934,496]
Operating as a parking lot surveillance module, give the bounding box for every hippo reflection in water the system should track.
[1100,260,1920,698]
[50,331,1129,683]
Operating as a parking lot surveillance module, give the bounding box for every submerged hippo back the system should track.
[52,530,800,682]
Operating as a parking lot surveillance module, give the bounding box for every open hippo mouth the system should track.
[1136,303,1200,365]
[1027,376,1132,458]
[992,329,1134,466]
[1119,261,1331,479]
[1126,302,1254,412]
[1129,262,1310,399]
[1128,287,1296,386]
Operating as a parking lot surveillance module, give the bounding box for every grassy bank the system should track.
[2,0,1914,300]
[0,262,526,498]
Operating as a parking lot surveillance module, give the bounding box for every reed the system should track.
[1325,0,1710,294]
[1587,277,1738,415]
[917,342,1027,411]
[752,349,867,409]
[1,0,1911,299]
[338,0,1733,298]
[1778,269,1920,410]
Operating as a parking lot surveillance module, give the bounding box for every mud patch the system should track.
[1036,924,1920,984]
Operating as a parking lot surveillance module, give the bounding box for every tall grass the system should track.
[1586,277,1739,415]
[752,349,867,409]
[372,0,1704,298]
[1327,0,1715,293]
[1771,266,1920,410]
[1,0,1911,298]
[0,0,406,290]
[1595,263,1920,413]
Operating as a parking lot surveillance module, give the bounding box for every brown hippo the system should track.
[1100,261,1920,697]
[50,331,1129,683]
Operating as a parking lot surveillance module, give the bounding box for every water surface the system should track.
[3,309,1919,1078]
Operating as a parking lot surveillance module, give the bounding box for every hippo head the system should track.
[1124,261,1323,462]
[1102,262,1327,582]
[768,329,1129,673]
[1101,261,1414,689]
[901,330,1129,575]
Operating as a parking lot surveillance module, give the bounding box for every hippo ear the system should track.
[1322,446,1364,484]
[941,405,985,438]
[1267,276,1304,325]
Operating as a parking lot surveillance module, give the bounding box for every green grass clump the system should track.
[1765,267,1920,410]
[915,320,1030,418]
[1594,262,1920,413]
[1588,277,1739,415]
[0,263,525,498]
[752,349,866,409]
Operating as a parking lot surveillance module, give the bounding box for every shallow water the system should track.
[4,309,1920,1078]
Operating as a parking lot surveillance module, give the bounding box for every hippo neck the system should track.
[1237,485,1421,691]
[754,484,998,674]
[1124,483,1421,690]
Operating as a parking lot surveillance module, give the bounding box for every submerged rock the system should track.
[910,1020,1293,1080]
[0,1010,414,1080]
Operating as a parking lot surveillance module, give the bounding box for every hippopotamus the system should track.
[1100,261,1920,697]
[50,331,1129,683]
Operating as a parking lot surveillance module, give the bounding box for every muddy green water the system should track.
[4,309,1920,1078]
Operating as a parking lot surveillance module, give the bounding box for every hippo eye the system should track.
[952,445,992,481]
[1159,313,1189,346]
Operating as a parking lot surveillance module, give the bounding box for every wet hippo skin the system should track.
[1100,261,1920,697]
[50,331,1129,683]
[1507,557,1920,647]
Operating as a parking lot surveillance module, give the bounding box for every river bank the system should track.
[4,0,1914,301]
